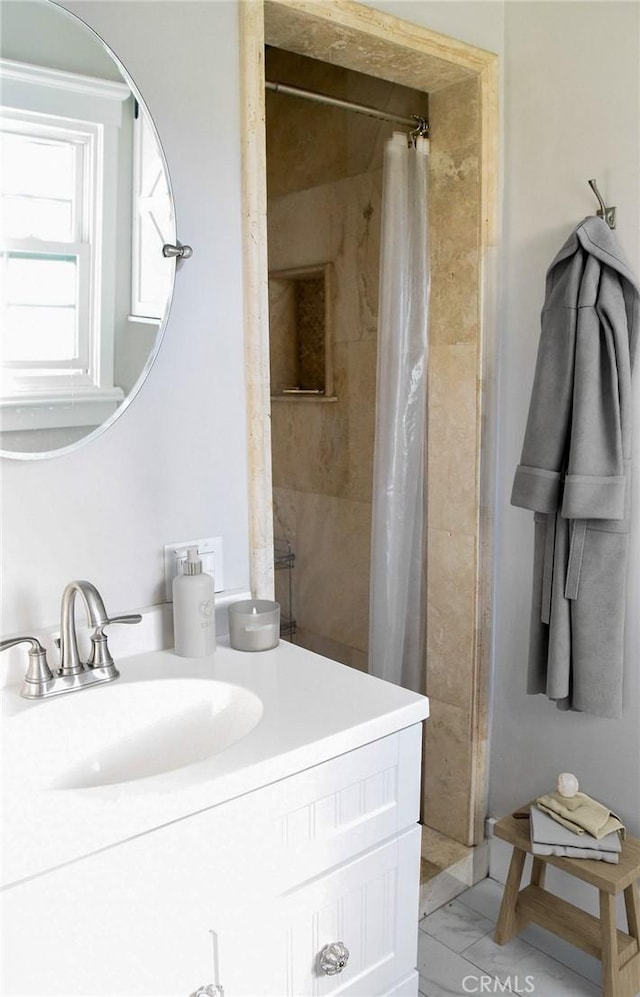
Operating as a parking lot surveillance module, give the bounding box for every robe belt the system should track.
[540,514,587,623]
[565,518,587,601]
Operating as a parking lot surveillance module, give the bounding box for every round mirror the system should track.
[0,0,176,458]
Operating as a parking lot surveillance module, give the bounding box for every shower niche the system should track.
[269,263,335,399]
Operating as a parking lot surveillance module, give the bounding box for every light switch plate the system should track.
[164,536,224,601]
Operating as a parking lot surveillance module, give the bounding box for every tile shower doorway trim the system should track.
[239,0,499,845]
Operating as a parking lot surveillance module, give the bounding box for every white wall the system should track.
[363,0,504,54]
[493,1,640,835]
[2,0,638,833]
[0,1,251,632]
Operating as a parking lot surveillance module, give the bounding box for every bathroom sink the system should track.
[3,677,263,790]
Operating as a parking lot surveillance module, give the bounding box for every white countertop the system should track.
[1,639,428,889]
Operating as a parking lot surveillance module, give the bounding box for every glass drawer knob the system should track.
[319,941,350,975]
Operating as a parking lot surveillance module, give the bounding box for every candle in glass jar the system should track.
[228,599,280,651]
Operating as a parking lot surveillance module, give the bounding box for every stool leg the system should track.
[600,891,621,997]
[495,847,527,945]
[623,883,640,997]
[531,857,546,888]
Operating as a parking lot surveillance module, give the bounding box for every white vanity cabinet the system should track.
[1,724,423,997]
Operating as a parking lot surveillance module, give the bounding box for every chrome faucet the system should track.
[60,580,110,676]
[0,580,141,699]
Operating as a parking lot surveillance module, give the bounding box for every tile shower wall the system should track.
[267,49,427,671]
[424,76,482,844]
[269,176,378,666]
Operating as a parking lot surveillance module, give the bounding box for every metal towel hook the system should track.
[588,179,616,229]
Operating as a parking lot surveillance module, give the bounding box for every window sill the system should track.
[127,314,162,326]
[0,386,124,432]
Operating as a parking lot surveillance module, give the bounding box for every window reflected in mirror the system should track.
[0,0,176,458]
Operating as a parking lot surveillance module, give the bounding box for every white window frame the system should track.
[130,105,175,322]
[1,115,96,385]
[0,58,130,431]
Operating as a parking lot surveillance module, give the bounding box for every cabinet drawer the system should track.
[221,825,422,997]
[263,723,422,891]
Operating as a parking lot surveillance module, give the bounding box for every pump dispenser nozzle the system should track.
[183,546,203,576]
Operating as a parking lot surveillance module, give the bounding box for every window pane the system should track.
[1,256,79,364]
[3,305,77,362]
[2,132,75,199]
[5,255,77,307]
[2,195,73,241]
[1,132,76,241]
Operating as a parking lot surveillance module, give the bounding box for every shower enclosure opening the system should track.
[266,46,427,680]
[251,0,497,912]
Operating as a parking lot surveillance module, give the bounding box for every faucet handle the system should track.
[0,636,55,698]
[87,614,143,670]
[92,614,143,639]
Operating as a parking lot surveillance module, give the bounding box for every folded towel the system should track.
[536,791,625,840]
[530,806,621,858]
[531,842,619,863]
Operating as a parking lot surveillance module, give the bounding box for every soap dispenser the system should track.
[172,547,216,657]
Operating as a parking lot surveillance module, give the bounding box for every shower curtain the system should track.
[368,132,430,694]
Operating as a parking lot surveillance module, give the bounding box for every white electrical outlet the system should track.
[164,536,224,601]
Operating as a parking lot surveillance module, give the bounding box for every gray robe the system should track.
[511,216,640,718]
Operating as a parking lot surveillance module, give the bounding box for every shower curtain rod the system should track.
[265,80,429,136]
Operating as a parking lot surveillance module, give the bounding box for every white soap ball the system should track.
[557,772,579,797]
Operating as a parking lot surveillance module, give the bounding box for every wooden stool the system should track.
[494,806,640,997]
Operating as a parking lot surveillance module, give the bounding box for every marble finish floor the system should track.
[418,878,605,996]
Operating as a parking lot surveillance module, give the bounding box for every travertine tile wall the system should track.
[265,48,430,197]
[267,48,426,671]
[424,76,482,843]
[269,168,382,670]
[267,51,483,844]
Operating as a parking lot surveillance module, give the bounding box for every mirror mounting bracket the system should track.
[163,241,193,260]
